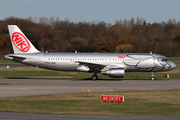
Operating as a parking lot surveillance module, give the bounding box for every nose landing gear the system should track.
[151,72,154,81]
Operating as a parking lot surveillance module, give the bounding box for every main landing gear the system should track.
[91,74,98,81]
[151,72,154,81]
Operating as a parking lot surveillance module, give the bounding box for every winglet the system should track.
[8,25,40,54]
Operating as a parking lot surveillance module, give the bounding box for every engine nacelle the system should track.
[101,68,125,78]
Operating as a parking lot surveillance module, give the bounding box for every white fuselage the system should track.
[5,52,176,73]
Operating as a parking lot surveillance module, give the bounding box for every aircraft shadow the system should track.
[5,77,166,81]
[75,78,162,81]
[77,78,170,81]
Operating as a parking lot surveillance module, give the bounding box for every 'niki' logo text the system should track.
[12,32,30,52]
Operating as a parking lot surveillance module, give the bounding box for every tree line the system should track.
[0,17,180,57]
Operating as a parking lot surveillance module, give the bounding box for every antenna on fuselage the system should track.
[75,50,77,53]
[150,51,152,54]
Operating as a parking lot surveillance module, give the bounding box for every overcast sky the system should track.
[0,0,180,24]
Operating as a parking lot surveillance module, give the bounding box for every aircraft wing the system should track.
[75,61,106,71]
[75,61,122,71]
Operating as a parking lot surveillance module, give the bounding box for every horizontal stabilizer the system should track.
[5,54,27,62]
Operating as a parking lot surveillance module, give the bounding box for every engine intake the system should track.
[101,68,125,78]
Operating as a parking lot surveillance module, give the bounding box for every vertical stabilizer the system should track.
[8,25,40,54]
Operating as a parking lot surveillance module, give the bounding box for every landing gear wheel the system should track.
[91,75,98,81]
[151,72,155,81]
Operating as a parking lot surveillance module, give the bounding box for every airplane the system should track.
[5,25,176,80]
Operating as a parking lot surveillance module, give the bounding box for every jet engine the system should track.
[101,68,125,78]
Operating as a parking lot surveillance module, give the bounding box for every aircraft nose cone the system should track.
[170,62,176,70]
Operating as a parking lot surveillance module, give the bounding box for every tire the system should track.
[91,75,98,81]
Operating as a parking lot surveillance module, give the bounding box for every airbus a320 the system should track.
[5,25,176,80]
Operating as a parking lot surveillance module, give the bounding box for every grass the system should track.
[0,83,9,85]
[0,67,180,79]
[0,67,179,80]
[0,60,20,64]
[0,90,180,115]
[0,67,89,79]
[168,57,180,66]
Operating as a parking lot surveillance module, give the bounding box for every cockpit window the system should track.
[162,58,168,62]
[158,58,169,62]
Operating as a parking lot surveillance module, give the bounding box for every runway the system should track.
[0,112,180,120]
[1,78,180,98]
